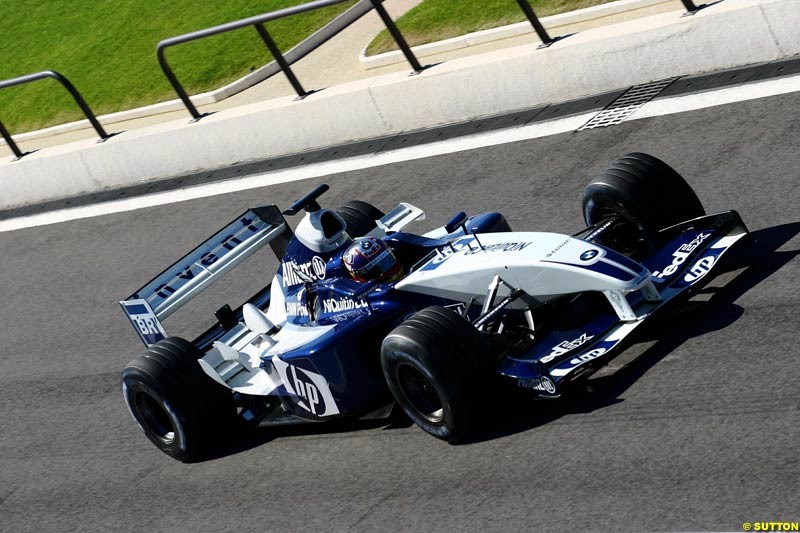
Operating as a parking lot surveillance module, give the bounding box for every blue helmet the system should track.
[342,236,402,282]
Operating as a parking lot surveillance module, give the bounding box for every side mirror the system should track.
[444,211,468,234]
[243,303,276,334]
[282,184,330,216]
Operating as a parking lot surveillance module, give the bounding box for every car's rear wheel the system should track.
[121,337,238,462]
[583,152,705,256]
[337,200,385,237]
[381,306,493,442]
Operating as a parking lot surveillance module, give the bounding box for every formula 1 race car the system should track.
[120,152,750,461]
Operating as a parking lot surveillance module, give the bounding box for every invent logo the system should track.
[154,216,261,299]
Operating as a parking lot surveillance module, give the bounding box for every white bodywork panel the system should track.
[198,277,338,405]
[371,203,425,237]
[396,232,651,314]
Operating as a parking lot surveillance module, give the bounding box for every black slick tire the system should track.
[336,201,385,237]
[582,152,705,255]
[121,337,237,462]
[381,306,492,442]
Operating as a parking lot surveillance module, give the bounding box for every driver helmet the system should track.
[342,236,402,282]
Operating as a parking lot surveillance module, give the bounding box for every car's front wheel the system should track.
[121,337,238,462]
[583,152,706,257]
[381,307,492,442]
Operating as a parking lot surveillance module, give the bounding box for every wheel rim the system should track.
[587,200,651,257]
[396,363,444,424]
[133,390,176,444]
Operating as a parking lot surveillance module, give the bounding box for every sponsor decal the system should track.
[545,238,571,258]
[540,333,594,363]
[683,255,716,284]
[463,241,532,256]
[580,249,599,261]
[153,216,260,299]
[311,256,327,280]
[419,237,475,271]
[518,376,557,394]
[421,238,533,271]
[121,299,167,347]
[282,256,327,287]
[568,347,608,366]
[272,358,340,416]
[653,232,711,278]
[322,297,368,314]
[285,300,309,317]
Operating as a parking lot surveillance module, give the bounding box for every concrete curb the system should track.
[1,0,798,211]
[359,0,673,69]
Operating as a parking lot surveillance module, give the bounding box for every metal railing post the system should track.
[156,47,202,120]
[368,0,424,72]
[680,0,700,13]
[254,23,308,98]
[515,0,554,47]
[49,71,110,140]
[0,119,24,159]
[0,71,110,142]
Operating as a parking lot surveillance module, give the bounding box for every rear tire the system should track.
[337,200,385,237]
[583,152,705,256]
[121,337,237,462]
[381,307,492,442]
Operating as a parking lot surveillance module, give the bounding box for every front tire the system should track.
[583,152,705,256]
[121,337,237,462]
[381,307,492,442]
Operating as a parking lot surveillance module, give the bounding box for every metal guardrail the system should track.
[157,0,557,121]
[0,70,110,159]
[157,0,424,120]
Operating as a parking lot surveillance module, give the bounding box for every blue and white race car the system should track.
[120,152,750,461]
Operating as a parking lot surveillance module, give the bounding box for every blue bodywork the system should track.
[250,211,512,420]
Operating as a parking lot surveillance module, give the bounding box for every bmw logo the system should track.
[580,249,599,261]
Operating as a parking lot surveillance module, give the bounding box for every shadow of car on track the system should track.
[456,221,800,445]
[199,222,798,459]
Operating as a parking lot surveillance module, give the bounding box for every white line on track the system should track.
[631,73,800,119]
[2,73,800,233]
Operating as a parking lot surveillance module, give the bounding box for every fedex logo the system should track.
[653,232,711,279]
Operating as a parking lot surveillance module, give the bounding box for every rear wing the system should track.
[120,205,291,347]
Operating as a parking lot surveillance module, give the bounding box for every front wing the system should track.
[501,210,750,396]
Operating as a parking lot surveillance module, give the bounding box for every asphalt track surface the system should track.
[1,89,798,533]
